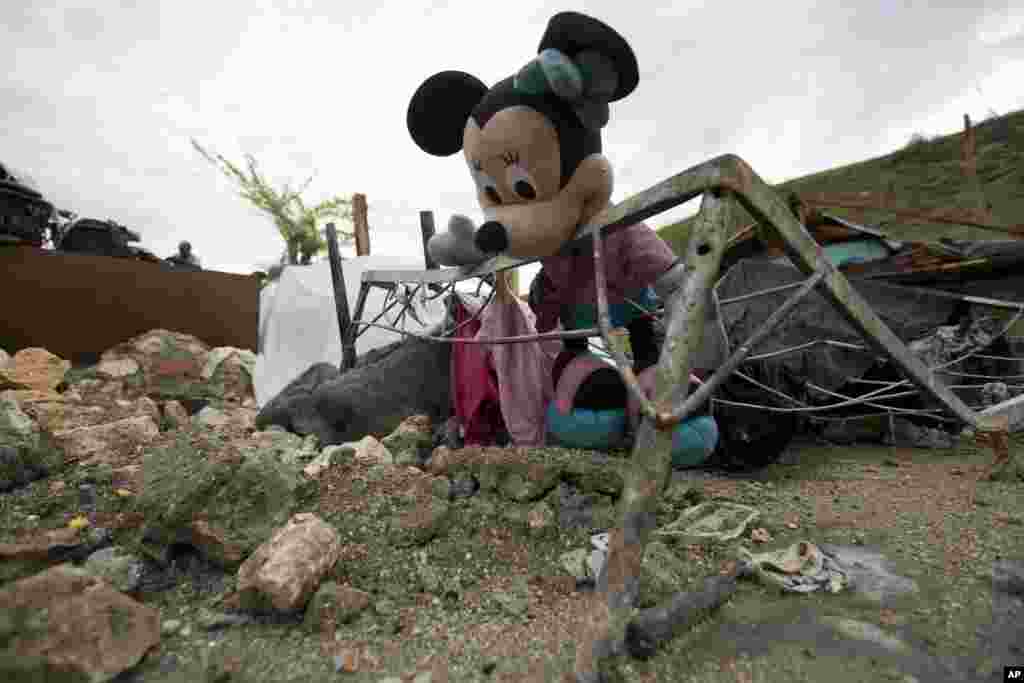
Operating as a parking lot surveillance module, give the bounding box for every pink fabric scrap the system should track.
[474,295,559,447]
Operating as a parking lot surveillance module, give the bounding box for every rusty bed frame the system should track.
[323,153,1013,676]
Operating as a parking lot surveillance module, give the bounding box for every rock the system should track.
[993,559,1024,597]
[136,429,309,569]
[0,526,103,583]
[16,392,159,436]
[0,347,70,393]
[527,501,556,530]
[561,549,594,581]
[0,394,62,492]
[426,446,453,475]
[303,582,371,632]
[820,616,910,654]
[55,414,160,466]
[350,435,393,465]
[0,444,47,493]
[242,428,319,467]
[883,418,956,449]
[381,414,433,467]
[84,546,146,593]
[552,481,618,531]
[236,512,342,612]
[95,329,212,402]
[0,564,160,682]
[161,619,183,636]
[202,347,256,401]
[196,608,254,630]
[194,405,230,428]
[95,357,141,379]
[162,400,190,429]
[193,405,257,433]
[256,331,452,446]
[448,477,479,499]
[301,442,356,478]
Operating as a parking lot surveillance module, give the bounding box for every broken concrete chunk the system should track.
[0,564,160,682]
[0,347,70,392]
[236,512,342,612]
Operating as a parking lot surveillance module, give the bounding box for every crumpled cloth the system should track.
[450,297,504,446]
[739,540,849,594]
[474,295,560,447]
[451,294,560,447]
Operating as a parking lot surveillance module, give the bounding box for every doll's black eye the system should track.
[485,187,502,204]
[514,180,536,200]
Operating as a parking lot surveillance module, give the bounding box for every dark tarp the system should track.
[711,258,961,393]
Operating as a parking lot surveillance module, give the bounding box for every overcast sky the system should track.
[4,1,1024,291]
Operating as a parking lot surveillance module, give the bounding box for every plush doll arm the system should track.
[426,214,489,267]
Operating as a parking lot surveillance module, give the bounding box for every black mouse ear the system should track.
[538,12,638,103]
[407,71,488,156]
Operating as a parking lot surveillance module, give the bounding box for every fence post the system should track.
[419,211,438,270]
[353,193,370,256]
[960,114,992,222]
[325,223,357,371]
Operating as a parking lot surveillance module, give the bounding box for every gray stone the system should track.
[0,396,60,491]
[993,559,1024,597]
[561,548,592,580]
[84,546,146,593]
[256,329,452,446]
[196,608,254,631]
[820,616,910,654]
[161,619,182,636]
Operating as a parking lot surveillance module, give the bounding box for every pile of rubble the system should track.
[0,329,636,681]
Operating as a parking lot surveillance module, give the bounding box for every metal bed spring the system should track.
[339,247,1024,422]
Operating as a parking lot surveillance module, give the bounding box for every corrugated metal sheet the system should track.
[0,246,258,362]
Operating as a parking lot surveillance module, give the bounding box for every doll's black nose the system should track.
[475,221,508,253]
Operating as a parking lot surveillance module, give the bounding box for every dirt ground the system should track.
[2,429,1022,682]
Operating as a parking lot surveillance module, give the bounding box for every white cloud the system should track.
[3,0,1024,297]
[976,6,1024,45]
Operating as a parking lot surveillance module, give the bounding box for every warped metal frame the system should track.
[338,154,1010,678]
[348,153,985,429]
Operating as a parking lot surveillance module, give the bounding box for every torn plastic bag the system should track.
[740,540,848,594]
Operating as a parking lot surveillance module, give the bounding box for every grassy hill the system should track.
[656,107,1024,255]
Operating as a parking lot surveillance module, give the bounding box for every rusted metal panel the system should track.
[0,246,259,361]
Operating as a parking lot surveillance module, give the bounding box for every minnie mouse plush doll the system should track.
[406,11,718,467]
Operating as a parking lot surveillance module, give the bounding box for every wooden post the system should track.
[961,114,991,222]
[419,211,438,270]
[353,193,370,256]
[325,223,357,371]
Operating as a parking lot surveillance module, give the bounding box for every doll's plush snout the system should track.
[475,220,509,253]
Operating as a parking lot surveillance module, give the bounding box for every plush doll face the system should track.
[464,106,561,208]
[407,12,637,261]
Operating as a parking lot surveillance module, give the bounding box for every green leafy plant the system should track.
[191,139,357,267]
